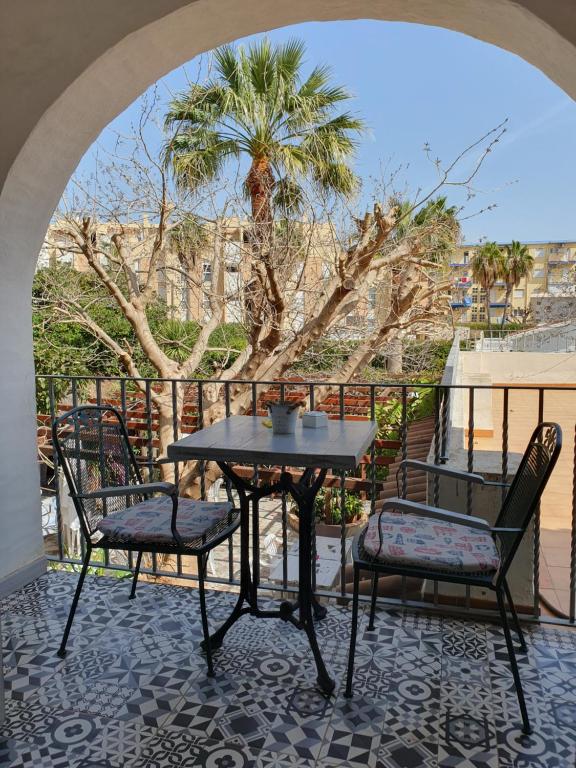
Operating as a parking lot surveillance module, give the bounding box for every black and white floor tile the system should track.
[2,571,576,767]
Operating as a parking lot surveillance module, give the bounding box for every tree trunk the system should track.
[155,385,185,484]
[246,156,274,231]
[501,285,512,327]
[387,337,403,374]
[485,290,491,330]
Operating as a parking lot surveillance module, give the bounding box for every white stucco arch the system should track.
[1,0,576,587]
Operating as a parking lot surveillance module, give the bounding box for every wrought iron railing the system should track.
[37,373,576,626]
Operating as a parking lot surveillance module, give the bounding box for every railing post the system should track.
[533,388,545,620]
[501,387,509,504]
[339,384,346,597]
[433,387,441,507]
[224,382,234,584]
[570,425,576,624]
[401,386,408,499]
[198,381,206,501]
[48,378,64,562]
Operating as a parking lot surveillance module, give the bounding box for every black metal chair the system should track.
[52,404,241,676]
[345,422,562,735]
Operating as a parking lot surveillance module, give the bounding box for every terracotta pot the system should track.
[287,510,366,539]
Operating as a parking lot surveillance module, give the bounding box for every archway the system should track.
[2,0,575,587]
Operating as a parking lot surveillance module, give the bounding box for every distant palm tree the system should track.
[500,241,534,326]
[392,196,460,259]
[470,241,504,328]
[164,38,365,232]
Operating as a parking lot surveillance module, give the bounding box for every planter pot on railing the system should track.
[287,509,366,539]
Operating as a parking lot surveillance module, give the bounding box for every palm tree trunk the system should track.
[485,290,491,330]
[246,156,274,229]
[501,285,512,327]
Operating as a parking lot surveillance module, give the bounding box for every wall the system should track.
[461,350,576,385]
[3,0,576,587]
[531,295,576,324]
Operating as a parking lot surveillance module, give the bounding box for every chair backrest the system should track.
[52,405,144,539]
[494,421,562,581]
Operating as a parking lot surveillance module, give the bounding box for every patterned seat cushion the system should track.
[96,496,234,544]
[363,512,500,575]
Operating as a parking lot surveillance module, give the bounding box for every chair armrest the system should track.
[380,497,490,531]
[77,482,177,499]
[400,459,486,485]
[490,527,522,533]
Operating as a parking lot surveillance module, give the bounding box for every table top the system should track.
[168,415,377,470]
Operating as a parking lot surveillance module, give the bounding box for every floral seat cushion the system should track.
[96,496,234,544]
[363,512,500,575]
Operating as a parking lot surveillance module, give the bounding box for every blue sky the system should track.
[76,20,576,244]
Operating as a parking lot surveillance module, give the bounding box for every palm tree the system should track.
[470,241,504,328]
[164,38,365,232]
[392,197,460,254]
[500,240,534,326]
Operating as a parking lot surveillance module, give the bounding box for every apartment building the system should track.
[449,241,576,323]
[38,218,382,334]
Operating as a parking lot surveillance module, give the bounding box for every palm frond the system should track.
[164,35,366,203]
[273,177,305,214]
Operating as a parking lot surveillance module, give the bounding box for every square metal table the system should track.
[168,415,377,693]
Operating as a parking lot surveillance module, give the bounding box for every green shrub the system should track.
[312,488,364,525]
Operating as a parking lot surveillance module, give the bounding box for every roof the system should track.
[458,240,576,248]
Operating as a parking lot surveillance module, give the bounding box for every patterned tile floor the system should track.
[1,572,576,767]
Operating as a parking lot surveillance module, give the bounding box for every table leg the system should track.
[293,471,335,695]
[202,467,253,650]
[251,495,260,608]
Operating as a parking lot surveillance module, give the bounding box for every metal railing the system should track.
[37,374,576,625]
[460,326,576,353]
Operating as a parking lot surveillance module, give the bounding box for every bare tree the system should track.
[40,98,504,495]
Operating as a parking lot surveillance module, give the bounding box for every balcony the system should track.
[4,368,576,766]
[450,298,472,308]
[2,570,576,767]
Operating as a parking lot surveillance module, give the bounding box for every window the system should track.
[368,288,377,308]
[513,289,524,299]
[202,262,212,282]
[533,268,545,278]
